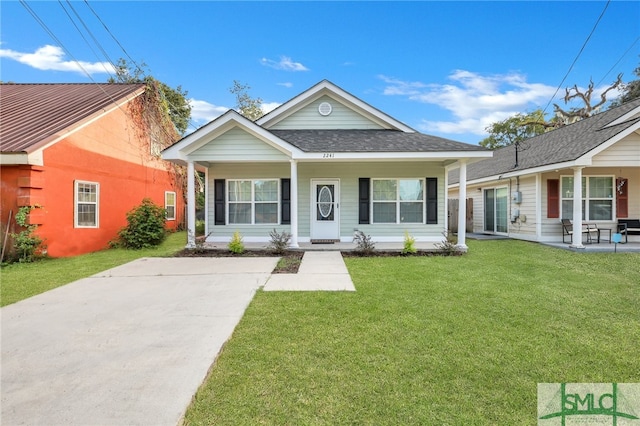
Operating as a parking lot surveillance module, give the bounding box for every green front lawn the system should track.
[185,240,639,425]
[0,231,186,307]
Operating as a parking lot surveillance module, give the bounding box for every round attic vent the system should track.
[318,101,332,116]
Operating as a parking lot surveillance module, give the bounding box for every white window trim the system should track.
[227,179,280,225]
[74,180,99,228]
[371,178,425,224]
[165,191,176,221]
[560,175,615,221]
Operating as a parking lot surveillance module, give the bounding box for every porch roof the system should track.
[449,98,640,185]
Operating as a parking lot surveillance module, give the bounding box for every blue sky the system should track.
[1,1,638,144]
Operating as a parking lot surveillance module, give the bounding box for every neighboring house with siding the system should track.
[0,83,184,258]
[448,98,640,246]
[162,80,491,249]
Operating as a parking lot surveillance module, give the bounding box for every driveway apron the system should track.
[1,257,277,426]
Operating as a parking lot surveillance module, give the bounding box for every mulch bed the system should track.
[174,249,304,273]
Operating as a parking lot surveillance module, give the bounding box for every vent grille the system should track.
[318,102,332,116]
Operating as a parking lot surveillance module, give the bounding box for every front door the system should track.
[311,180,340,241]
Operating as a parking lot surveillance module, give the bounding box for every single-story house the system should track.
[0,83,185,257]
[448,97,640,247]
[162,80,491,250]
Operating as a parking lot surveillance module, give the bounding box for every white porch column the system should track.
[289,160,299,248]
[457,160,468,250]
[186,160,196,248]
[570,166,584,249]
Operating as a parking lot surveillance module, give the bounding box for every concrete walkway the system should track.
[264,251,355,291]
[0,253,354,426]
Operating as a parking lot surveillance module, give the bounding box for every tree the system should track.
[229,80,264,120]
[610,63,640,107]
[108,58,192,134]
[479,110,549,149]
[553,74,623,124]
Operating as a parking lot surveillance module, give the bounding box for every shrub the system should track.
[9,206,45,263]
[228,231,245,254]
[435,231,462,255]
[117,198,167,249]
[195,220,205,236]
[353,230,375,255]
[268,228,291,254]
[402,231,417,255]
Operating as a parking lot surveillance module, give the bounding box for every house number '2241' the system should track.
[322,153,335,158]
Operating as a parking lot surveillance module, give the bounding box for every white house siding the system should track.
[206,162,291,240]
[268,95,386,130]
[189,127,289,162]
[207,161,446,242]
[297,162,445,241]
[591,133,640,166]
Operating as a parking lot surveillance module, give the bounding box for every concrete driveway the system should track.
[1,257,278,426]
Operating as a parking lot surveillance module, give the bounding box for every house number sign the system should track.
[322,153,335,158]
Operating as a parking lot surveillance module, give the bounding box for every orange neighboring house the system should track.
[0,83,185,258]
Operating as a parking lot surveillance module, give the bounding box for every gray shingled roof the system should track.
[0,83,145,153]
[449,98,640,184]
[269,129,487,152]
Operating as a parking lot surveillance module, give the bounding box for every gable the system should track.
[591,131,640,166]
[188,127,289,162]
[268,95,386,130]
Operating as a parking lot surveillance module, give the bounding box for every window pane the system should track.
[77,183,96,203]
[561,177,586,198]
[166,192,175,205]
[229,203,251,224]
[254,180,277,202]
[589,177,613,199]
[166,206,175,220]
[589,200,612,220]
[400,202,423,223]
[399,179,423,201]
[373,202,396,223]
[255,203,277,224]
[373,180,397,201]
[77,204,96,226]
[228,181,251,202]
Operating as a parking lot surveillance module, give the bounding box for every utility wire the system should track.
[57,0,115,79]
[596,36,640,86]
[83,0,200,133]
[542,0,611,115]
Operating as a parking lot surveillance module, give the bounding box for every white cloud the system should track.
[261,102,281,114]
[189,98,228,123]
[277,82,293,88]
[260,56,309,71]
[379,71,557,135]
[0,45,115,75]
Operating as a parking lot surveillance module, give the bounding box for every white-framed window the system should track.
[372,178,424,224]
[165,191,176,220]
[561,175,614,221]
[74,180,99,228]
[228,179,279,224]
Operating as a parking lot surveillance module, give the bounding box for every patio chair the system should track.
[561,219,599,244]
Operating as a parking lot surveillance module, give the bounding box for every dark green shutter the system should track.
[214,179,225,225]
[426,178,438,224]
[281,178,291,225]
[359,178,370,224]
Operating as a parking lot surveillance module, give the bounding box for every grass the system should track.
[0,231,186,307]
[184,240,639,425]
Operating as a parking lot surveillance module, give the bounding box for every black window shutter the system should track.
[359,178,370,224]
[426,178,438,224]
[214,179,225,225]
[281,178,291,225]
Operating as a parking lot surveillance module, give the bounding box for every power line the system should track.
[596,36,640,87]
[542,0,611,115]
